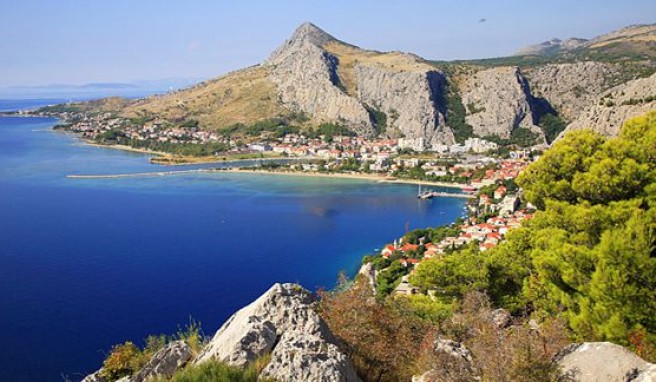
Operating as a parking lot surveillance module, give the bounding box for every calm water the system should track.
[0,113,465,381]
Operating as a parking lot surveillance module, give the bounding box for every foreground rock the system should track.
[130,341,192,382]
[555,342,656,381]
[195,282,360,381]
[412,338,477,382]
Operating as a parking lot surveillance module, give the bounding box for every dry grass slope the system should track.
[122,66,288,130]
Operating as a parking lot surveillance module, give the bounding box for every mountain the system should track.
[0,78,200,100]
[515,23,656,61]
[124,22,455,144]
[49,22,656,146]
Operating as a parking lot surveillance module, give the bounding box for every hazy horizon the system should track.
[2,0,655,87]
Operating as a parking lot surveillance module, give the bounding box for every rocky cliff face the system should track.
[266,22,453,143]
[460,66,544,140]
[562,71,656,137]
[355,64,454,144]
[268,29,375,136]
[525,61,621,121]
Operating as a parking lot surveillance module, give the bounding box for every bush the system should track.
[99,341,145,381]
[156,359,273,382]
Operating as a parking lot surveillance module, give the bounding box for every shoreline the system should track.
[225,168,473,190]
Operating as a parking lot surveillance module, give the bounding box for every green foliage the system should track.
[158,359,269,382]
[376,260,409,297]
[365,105,388,133]
[99,341,145,381]
[402,294,453,324]
[538,113,567,143]
[410,245,489,299]
[121,139,229,156]
[179,119,199,128]
[484,127,541,147]
[484,112,656,347]
[434,70,474,143]
[95,129,126,143]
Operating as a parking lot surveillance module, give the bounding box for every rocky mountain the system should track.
[515,23,656,60]
[61,22,656,146]
[562,71,656,137]
[459,66,543,140]
[516,37,589,56]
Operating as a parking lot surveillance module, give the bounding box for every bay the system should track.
[0,113,465,381]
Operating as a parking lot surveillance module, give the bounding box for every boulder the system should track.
[555,342,655,382]
[81,370,106,382]
[130,340,192,382]
[261,332,361,382]
[195,283,360,382]
[489,308,512,329]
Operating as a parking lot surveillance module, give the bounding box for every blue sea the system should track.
[0,102,465,381]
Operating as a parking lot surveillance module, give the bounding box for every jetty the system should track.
[66,169,215,179]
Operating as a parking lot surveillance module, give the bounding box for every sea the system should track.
[0,100,466,381]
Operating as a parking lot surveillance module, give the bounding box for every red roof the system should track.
[401,243,419,252]
[407,258,420,264]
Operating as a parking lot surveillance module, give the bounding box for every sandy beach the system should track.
[225,168,473,189]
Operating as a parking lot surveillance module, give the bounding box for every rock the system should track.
[81,370,106,382]
[267,22,456,143]
[562,72,656,138]
[460,66,544,141]
[355,64,454,145]
[489,308,512,329]
[195,283,360,381]
[433,338,473,364]
[412,338,477,382]
[357,262,376,293]
[631,364,656,381]
[261,332,360,382]
[267,25,375,136]
[525,61,622,121]
[555,342,655,382]
[130,340,192,382]
[516,37,588,56]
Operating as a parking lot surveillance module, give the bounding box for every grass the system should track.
[122,66,289,130]
[150,358,276,382]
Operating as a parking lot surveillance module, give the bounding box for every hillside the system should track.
[46,22,656,148]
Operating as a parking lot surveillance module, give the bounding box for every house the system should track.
[381,244,396,258]
[494,185,507,200]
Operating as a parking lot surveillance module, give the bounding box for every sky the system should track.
[1,0,655,87]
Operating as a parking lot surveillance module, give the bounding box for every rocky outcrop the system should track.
[489,308,512,329]
[412,338,477,382]
[355,64,454,145]
[525,61,621,121]
[267,24,375,136]
[266,22,455,143]
[555,342,656,382]
[562,72,656,138]
[195,283,360,381]
[460,66,543,140]
[80,341,192,382]
[130,341,192,382]
[261,332,361,382]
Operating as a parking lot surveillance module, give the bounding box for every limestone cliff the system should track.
[562,71,656,137]
[460,66,544,140]
[266,22,453,143]
[525,61,622,121]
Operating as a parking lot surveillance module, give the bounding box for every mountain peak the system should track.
[267,22,337,64]
[288,22,336,48]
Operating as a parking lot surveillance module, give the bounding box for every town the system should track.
[43,109,540,186]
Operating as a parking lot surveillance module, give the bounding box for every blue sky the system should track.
[1,0,654,87]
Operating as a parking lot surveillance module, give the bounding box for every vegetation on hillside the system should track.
[410,111,656,350]
[321,112,656,380]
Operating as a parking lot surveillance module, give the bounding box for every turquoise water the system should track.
[0,115,466,381]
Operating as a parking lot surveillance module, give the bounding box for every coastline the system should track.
[225,168,472,190]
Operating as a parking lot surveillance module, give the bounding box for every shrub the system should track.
[99,341,145,381]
